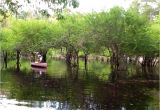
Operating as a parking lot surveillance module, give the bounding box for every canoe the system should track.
[31,67,47,72]
[31,62,47,68]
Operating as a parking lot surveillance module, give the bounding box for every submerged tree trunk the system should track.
[72,50,79,67]
[3,51,8,69]
[140,56,159,68]
[118,54,127,71]
[110,52,120,71]
[76,51,79,66]
[16,50,20,71]
[31,52,35,62]
[84,54,88,70]
[60,48,63,53]
[66,51,72,65]
[152,57,159,66]
[110,68,117,83]
[42,52,47,63]
[110,44,127,71]
[141,56,155,67]
[39,50,47,63]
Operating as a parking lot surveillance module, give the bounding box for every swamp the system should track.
[0,0,159,110]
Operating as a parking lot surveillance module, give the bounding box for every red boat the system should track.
[31,67,47,72]
[31,62,47,68]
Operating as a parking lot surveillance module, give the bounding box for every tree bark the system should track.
[31,52,35,62]
[110,44,127,71]
[39,50,47,63]
[66,51,72,65]
[76,51,79,66]
[42,52,47,63]
[16,50,20,71]
[84,54,88,69]
[142,56,156,67]
[3,51,8,68]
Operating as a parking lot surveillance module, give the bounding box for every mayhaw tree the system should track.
[0,17,24,70]
[123,8,150,66]
[11,19,57,63]
[89,7,127,71]
[144,14,160,67]
[0,28,15,69]
[80,13,105,68]
[58,14,86,66]
[124,1,160,67]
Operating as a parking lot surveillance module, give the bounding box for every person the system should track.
[38,54,43,62]
[39,56,43,62]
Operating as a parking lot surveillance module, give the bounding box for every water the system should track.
[0,60,159,110]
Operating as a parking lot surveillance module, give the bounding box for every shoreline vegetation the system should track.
[0,0,159,78]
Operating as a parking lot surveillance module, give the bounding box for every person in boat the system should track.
[38,54,43,63]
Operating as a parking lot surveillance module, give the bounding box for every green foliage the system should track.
[18,20,53,51]
[123,9,149,55]
[147,14,160,55]
[58,14,88,52]
[0,6,159,60]
[9,19,60,52]
[0,28,16,50]
[123,10,159,56]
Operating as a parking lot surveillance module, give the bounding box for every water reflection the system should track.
[31,67,47,78]
[0,60,159,110]
[31,67,47,73]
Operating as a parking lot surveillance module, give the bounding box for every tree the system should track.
[130,0,160,20]
[89,7,126,70]
[124,9,159,67]
[0,17,24,69]
[0,28,15,68]
[12,19,59,63]
[58,14,86,65]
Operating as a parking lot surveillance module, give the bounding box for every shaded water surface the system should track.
[0,60,159,110]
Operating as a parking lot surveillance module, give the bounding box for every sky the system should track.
[16,0,134,14]
[71,0,134,13]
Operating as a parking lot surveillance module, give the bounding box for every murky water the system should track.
[0,60,159,110]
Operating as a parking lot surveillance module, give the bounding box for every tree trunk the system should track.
[3,51,8,68]
[117,54,127,71]
[142,56,156,67]
[152,57,158,66]
[42,52,47,63]
[16,50,20,71]
[76,51,79,66]
[66,51,71,65]
[110,44,127,71]
[60,48,63,53]
[110,52,119,70]
[110,68,117,83]
[84,54,88,69]
[31,52,35,62]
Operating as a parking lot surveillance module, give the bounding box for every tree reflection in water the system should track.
[0,60,159,110]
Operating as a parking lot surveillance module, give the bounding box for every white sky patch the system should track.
[17,0,133,13]
[71,0,134,13]
[2,0,134,16]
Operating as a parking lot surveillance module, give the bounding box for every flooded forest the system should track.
[0,0,159,110]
